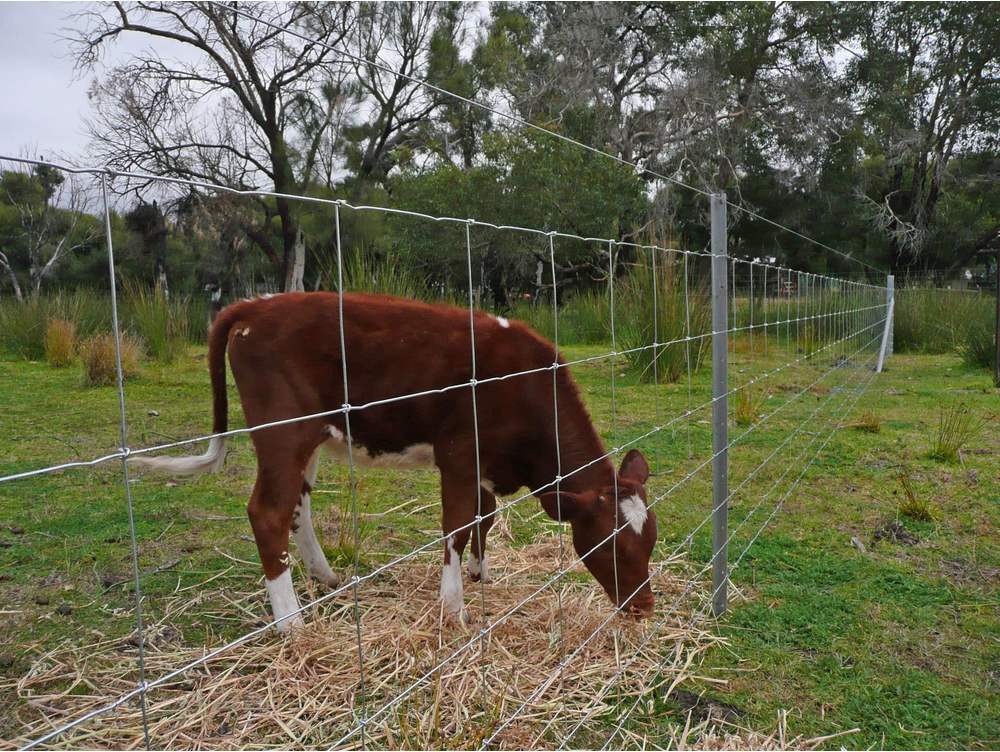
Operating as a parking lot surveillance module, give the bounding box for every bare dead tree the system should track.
[69,1,355,291]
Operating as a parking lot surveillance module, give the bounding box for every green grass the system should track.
[0,330,997,747]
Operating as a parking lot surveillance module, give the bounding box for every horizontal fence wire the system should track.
[2,156,887,750]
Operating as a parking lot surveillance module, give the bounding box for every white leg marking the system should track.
[468,551,490,583]
[292,452,339,587]
[440,536,464,615]
[266,568,303,633]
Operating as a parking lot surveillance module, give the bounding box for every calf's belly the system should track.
[323,424,435,469]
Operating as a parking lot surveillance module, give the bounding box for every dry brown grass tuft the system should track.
[849,410,882,433]
[44,318,77,367]
[79,332,142,386]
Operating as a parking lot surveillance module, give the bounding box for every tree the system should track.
[71,1,355,291]
[850,2,1000,274]
[0,163,100,299]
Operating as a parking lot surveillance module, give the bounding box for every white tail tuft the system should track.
[129,436,226,476]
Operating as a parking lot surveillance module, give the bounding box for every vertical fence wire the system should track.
[762,263,768,358]
[334,203,368,747]
[100,172,151,750]
[548,232,567,657]
[684,252,694,460]
[464,220,489,698]
[607,239,622,612]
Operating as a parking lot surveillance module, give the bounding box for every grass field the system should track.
[0,329,997,748]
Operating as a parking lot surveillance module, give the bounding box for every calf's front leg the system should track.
[468,486,497,583]
[292,450,340,588]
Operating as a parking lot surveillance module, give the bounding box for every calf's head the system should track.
[539,449,656,616]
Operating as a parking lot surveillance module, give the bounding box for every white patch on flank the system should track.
[496,316,510,328]
[468,551,490,582]
[323,425,434,469]
[266,568,304,633]
[440,536,464,614]
[129,435,226,476]
[293,453,340,588]
[261,292,276,299]
[619,494,648,535]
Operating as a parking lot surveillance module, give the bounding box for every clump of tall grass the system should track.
[44,319,77,367]
[318,249,436,302]
[79,332,143,386]
[897,471,933,522]
[616,249,711,383]
[734,382,765,427]
[509,291,608,345]
[0,292,111,359]
[894,287,991,354]
[955,303,997,372]
[928,404,983,463]
[121,279,190,363]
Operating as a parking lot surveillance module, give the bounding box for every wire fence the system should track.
[0,152,892,750]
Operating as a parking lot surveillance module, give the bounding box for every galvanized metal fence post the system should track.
[710,193,729,617]
[877,274,894,373]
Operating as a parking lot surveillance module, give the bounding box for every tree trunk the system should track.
[0,252,24,301]
[284,227,306,292]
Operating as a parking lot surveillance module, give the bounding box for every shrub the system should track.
[122,279,189,363]
[80,332,142,386]
[928,404,983,463]
[44,319,77,367]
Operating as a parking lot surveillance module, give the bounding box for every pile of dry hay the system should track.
[6,533,738,750]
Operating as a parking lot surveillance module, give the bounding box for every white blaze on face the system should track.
[440,536,464,614]
[619,494,648,535]
[266,568,304,633]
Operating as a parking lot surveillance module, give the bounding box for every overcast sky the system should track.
[0,2,202,166]
[0,3,98,162]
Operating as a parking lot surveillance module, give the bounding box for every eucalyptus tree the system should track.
[849,2,1000,274]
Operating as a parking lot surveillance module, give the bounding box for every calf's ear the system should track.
[538,490,591,522]
[619,449,650,484]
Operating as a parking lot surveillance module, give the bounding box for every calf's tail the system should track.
[129,308,234,476]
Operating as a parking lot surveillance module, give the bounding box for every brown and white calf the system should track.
[131,292,656,631]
